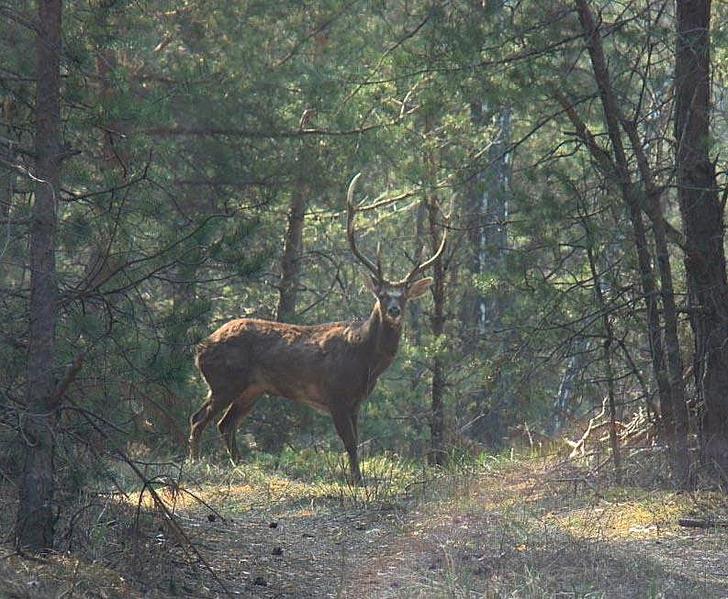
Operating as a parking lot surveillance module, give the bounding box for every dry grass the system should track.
[1,450,727,597]
[341,456,728,598]
[0,484,190,598]
[0,451,421,598]
[0,553,133,598]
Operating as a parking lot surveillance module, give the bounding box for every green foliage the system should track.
[3,1,724,525]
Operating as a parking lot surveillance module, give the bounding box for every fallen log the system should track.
[678,518,728,529]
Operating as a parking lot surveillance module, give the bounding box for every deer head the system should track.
[346,172,447,327]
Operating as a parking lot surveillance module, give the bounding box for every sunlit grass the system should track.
[5,449,728,598]
[546,492,686,540]
[123,447,425,515]
[364,452,728,598]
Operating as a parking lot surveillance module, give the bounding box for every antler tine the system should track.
[375,241,384,281]
[397,196,452,286]
[347,173,384,281]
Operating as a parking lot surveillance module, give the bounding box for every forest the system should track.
[1,0,727,596]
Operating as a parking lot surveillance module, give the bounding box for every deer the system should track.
[188,173,447,483]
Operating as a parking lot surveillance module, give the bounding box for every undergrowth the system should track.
[1,446,726,597]
[372,448,728,599]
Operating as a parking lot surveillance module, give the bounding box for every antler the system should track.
[347,172,384,283]
[347,172,450,287]
[394,197,450,287]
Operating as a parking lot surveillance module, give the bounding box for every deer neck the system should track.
[358,303,402,373]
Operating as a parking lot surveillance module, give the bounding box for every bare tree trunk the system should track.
[0,136,15,291]
[276,187,306,322]
[481,107,511,324]
[461,101,487,342]
[623,119,691,484]
[277,17,324,323]
[408,201,426,346]
[15,0,62,553]
[264,185,308,453]
[427,193,447,466]
[575,0,689,485]
[584,226,621,483]
[0,96,15,226]
[675,0,728,477]
[461,103,511,337]
[460,101,512,445]
[549,338,589,436]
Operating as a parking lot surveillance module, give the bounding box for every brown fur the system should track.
[189,173,445,483]
[188,288,421,483]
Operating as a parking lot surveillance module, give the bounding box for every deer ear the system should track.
[364,275,380,296]
[406,277,433,299]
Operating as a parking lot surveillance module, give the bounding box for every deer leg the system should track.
[189,391,231,460]
[217,390,260,465]
[351,411,359,446]
[332,410,362,485]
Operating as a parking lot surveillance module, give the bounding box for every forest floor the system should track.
[2,451,728,598]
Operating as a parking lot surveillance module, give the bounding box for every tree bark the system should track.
[584,219,621,483]
[461,101,487,342]
[408,200,426,346]
[674,0,728,476]
[15,0,62,553]
[458,99,513,446]
[427,194,447,466]
[574,0,690,485]
[623,120,691,484]
[549,338,588,436]
[276,187,306,323]
[263,185,308,453]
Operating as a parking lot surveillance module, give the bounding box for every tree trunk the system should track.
[623,119,691,484]
[584,227,621,483]
[428,194,447,466]
[575,0,689,484]
[461,103,511,338]
[0,151,14,291]
[276,187,306,322]
[675,0,728,476]
[461,101,487,341]
[549,338,588,436]
[0,95,15,226]
[261,185,308,454]
[15,0,62,553]
[460,101,512,445]
[408,200,426,346]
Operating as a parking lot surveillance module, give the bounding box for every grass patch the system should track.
[3,449,727,597]
[547,490,686,540]
[118,447,424,520]
[348,454,728,598]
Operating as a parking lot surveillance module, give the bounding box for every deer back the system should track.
[196,314,399,413]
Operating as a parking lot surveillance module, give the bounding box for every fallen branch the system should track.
[678,518,728,529]
[73,407,233,597]
[567,398,608,458]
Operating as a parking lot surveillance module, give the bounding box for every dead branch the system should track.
[678,518,728,529]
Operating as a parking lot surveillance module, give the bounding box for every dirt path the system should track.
[338,463,728,598]
[176,463,728,598]
[2,459,726,597]
[175,500,403,597]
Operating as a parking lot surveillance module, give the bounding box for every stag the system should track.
[189,173,447,483]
